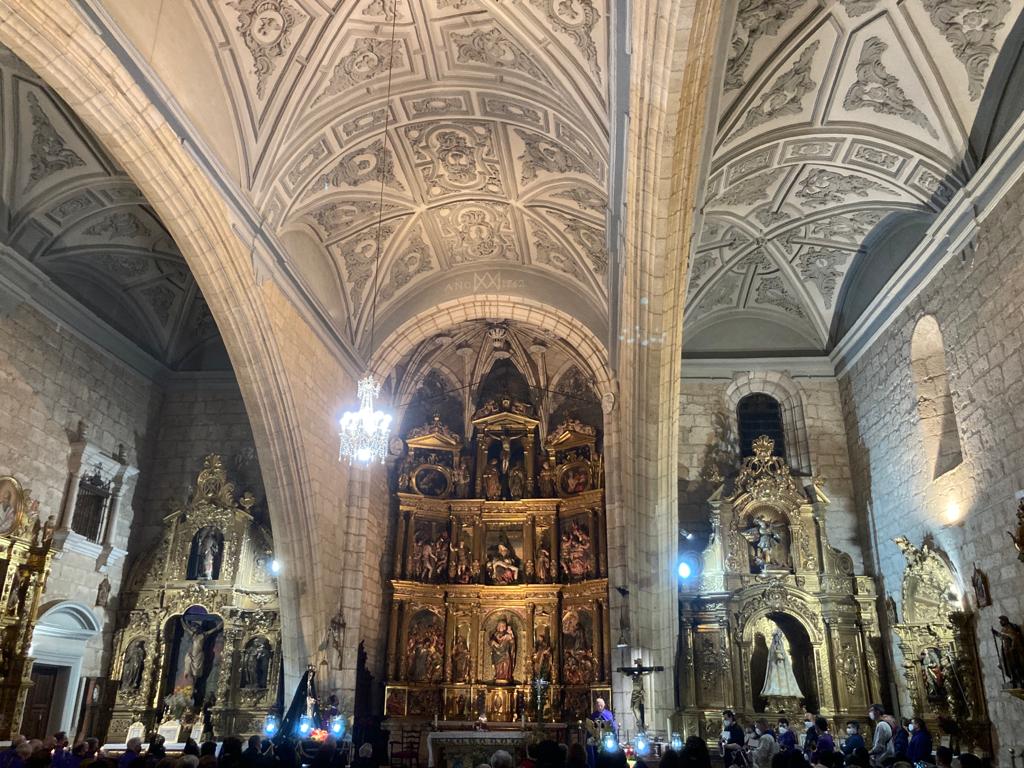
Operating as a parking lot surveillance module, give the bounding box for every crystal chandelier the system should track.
[339,375,392,464]
[337,3,399,466]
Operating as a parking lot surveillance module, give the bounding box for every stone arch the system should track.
[0,2,355,689]
[910,315,964,479]
[725,371,812,475]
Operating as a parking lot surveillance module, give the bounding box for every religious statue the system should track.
[919,647,947,703]
[241,637,271,689]
[532,627,553,680]
[95,576,111,608]
[592,453,604,489]
[490,617,517,682]
[120,639,146,691]
[562,610,596,685]
[483,459,501,500]
[181,617,219,684]
[500,436,512,476]
[487,534,521,585]
[397,463,411,493]
[6,568,22,616]
[434,531,450,580]
[560,520,593,581]
[450,538,471,583]
[535,545,552,582]
[1009,499,1024,563]
[451,632,471,683]
[40,514,55,547]
[196,527,221,579]
[741,515,786,571]
[973,564,992,608]
[993,615,1024,688]
[508,464,525,500]
[0,485,15,533]
[454,456,471,499]
[616,658,663,732]
[539,460,555,498]
[760,628,803,700]
[413,530,437,581]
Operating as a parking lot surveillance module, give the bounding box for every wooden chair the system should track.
[389,729,420,768]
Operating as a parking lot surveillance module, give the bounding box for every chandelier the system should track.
[338,375,392,464]
[337,2,400,466]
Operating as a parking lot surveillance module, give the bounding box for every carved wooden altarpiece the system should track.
[108,455,280,740]
[386,403,609,727]
[679,437,883,741]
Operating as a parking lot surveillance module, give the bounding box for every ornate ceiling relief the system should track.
[24,91,84,190]
[528,0,601,77]
[450,28,552,84]
[313,140,404,191]
[404,121,505,196]
[380,227,435,300]
[686,1,1017,354]
[437,204,517,265]
[316,38,405,103]
[83,211,152,240]
[228,0,307,98]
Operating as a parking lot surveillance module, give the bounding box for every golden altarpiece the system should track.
[108,456,280,740]
[385,399,610,725]
[0,476,56,738]
[678,437,883,739]
[890,537,990,752]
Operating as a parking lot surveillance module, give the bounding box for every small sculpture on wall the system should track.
[973,564,991,608]
[1008,498,1024,563]
[489,617,517,683]
[120,639,146,691]
[539,460,555,498]
[454,456,471,499]
[450,539,472,583]
[96,576,111,608]
[536,545,552,583]
[451,631,471,683]
[241,636,272,690]
[482,459,501,500]
[532,626,553,680]
[992,615,1024,689]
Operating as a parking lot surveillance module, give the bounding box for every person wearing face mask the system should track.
[720,710,745,767]
[883,716,909,764]
[775,719,796,753]
[905,717,932,764]
[865,705,893,767]
[751,719,779,768]
[841,722,866,756]
[800,712,819,763]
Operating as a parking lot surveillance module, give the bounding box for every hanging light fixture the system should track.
[338,2,400,466]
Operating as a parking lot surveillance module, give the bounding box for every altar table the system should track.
[426,730,529,768]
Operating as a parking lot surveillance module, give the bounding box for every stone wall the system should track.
[0,301,162,677]
[840,173,1024,757]
[678,373,862,567]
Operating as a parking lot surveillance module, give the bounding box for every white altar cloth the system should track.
[426,730,528,768]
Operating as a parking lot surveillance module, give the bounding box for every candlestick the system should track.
[434,713,438,729]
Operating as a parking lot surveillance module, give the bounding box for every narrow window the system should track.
[737,393,786,459]
[910,315,963,478]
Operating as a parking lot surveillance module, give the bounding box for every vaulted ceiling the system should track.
[0,44,226,370]
[100,0,611,354]
[684,0,1021,356]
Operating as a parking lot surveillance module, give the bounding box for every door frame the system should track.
[31,601,102,734]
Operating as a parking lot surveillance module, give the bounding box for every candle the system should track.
[434,713,439,729]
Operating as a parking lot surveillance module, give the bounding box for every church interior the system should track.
[2,0,1024,766]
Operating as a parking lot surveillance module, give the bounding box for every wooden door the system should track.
[24,665,59,739]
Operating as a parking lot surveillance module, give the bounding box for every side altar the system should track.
[385,400,611,727]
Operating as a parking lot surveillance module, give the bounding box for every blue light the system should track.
[634,732,650,757]
[297,715,314,737]
[677,552,700,581]
[271,559,281,575]
[602,732,618,752]
[677,561,691,579]
[330,716,345,738]
[671,733,683,752]
[263,714,280,737]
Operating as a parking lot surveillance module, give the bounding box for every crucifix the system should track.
[531,675,550,724]
[615,657,664,732]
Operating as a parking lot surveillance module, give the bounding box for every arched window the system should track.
[737,393,787,459]
[910,315,963,478]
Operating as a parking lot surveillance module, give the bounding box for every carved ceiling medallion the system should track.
[228,0,307,98]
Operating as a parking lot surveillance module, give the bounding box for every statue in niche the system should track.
[560,520,593,581]
[181,617,219,684]
[412,530,437,581]
[490,617,517,683]
[483,460,501,500]
[451,632,471,683]
[407,616,444,683]
[562,611,596,685]
[40,514,55,547]
[6,568,23,616]
[919,647,947,703]
[195,527,221,579]
[487,534,521,584]
[536,545,552,583]
[539,461,555,498]
[120,639,146,691]
[454,457,471,499]
[397,463,411,493]
[508,464,525,500]
[95,576,111,608]
[761,628,803,699]
[241,637,271,689]
[434,531,450,580]
[532,626,553,680]
[500,436,512,475]
[993,615,1024,688]
[0,484,15,533]
[741,515,786,571]
[450,539,471,583]
[592,453,604,489]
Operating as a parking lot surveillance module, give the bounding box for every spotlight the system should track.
[329,716,345,738]
[634,732,650,757]
[671,733,683,752]
[297,715,314,737]
[602,732,618,752]
[270,559,281,575]
[263,714,280,738]
[676,552,700,581]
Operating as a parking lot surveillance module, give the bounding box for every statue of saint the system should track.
[451,632,471,683]
[181,618,219,683]
[483,460,501,500]
[508,465,525,500]
[919,647,947,702]
[95,576,111,608]
[454,457,471,499]
[241,637,271,689]
[450,539,471,583]
[500,436,512,475]
[120,640,146,691]
[538,461,555,498]
[490,618,517,683]
[994,615,1024,688]
[41,514,55,547]
[196,527,220,579]
[532,627,553,680]
[6,568,22,616]
[434,531,450,580]
[487,536,521,584]
[742,516,785,570]
[760,628,803,699]
[535,546,552,583]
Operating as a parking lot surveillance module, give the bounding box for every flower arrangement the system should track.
[163,687,194,720]
[310,729,329,743]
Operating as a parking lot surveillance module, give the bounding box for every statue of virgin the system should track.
[761,628,803,699]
